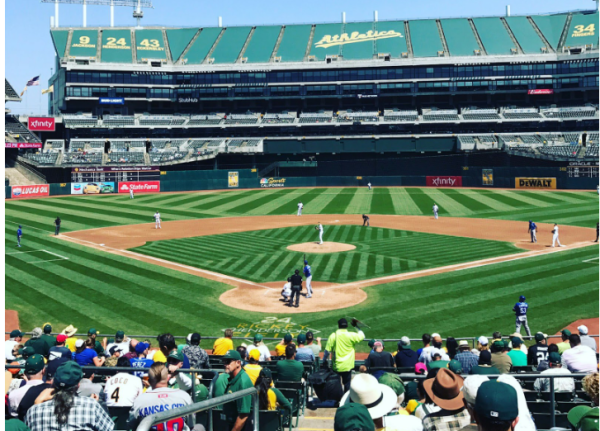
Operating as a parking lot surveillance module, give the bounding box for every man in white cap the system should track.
[577,325,597,352]
[340,373,422,430]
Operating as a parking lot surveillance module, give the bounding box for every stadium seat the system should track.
[108,406,131,430]
[532,413,570,430]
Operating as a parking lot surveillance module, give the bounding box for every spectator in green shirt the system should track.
[221,350,254,431]
[276,345,304,382]
[40,325,56,350]
[87,328,105,357]
[24,328,49,358]
[324,318,365,392]
[507,337,527,367]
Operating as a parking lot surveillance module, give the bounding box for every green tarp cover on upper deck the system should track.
[310,23,344,60]
[531,14,568,50]
[184,27,221,64]
[243,26,281,63]
[440,19,479,56]
[408,20,444,57]
[472,17,516,55]
[166,28,198,62]
[211,26,252,63]
[505,16,546,54]
[70,30,98,57]
[135,29,167,60]
[374,21,408,58]
[100,29,133,63]
[275,25,312,62]
[340,22,375,60]
[51,30,69,58]
[565,12,599,48]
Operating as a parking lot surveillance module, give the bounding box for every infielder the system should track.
[17,225,22,247]
[130,188,134,199]
[367,182,372,191]
[297,201,303,216]
[528,220,537,243]
[362,214,370,227]
[316,222,324,244]
[281,278,292,301]
[551,223,563,247]
[433,203,439,220]
[303,260,313,298]
[513,295,531,336]
[154,211,161,229]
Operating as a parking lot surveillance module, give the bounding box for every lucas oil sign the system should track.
[515,178,557,189]
[260,178,286,188]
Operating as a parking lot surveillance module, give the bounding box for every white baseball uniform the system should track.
[552,225,563,247]
[368,182,372,190]
[154,212,161,229]
[297,202,303,216]
[281,281,291,299]
[130,189,134,199]
[318,224,324,244]
[433,204,439,220]
[104,372,143,407]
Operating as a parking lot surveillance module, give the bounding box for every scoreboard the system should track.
[567,162,599,178]
[71,166,160,183]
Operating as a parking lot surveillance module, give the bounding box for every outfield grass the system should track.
[4,187,598,343]
[131,226,521,283]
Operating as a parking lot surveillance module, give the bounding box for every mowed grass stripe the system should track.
[299,188,343,214]
[457,189,511,212]
[389,188,423,215]
[346,188,373,214]
[481,190,539,209]
[321,189,357,213]
[292,188,331,215]
[421,188,475,215]
[250,188,308,215]
[189,190,258,210]
[370,188,395,214]
[224,189,294,214]
[404,188,448,215]
[207,190,280,213]
[438,189,494,213]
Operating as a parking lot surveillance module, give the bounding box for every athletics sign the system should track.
[315,29,403,49]
[515,177,557,189]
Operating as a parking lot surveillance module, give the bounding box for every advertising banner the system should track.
[482,169,494,186]
[99,97,125,105]
[72,166,159,173]
[527,89,554,95]
[260,177,287,188]
[5,142,42,148]
[515,177,557,189]
[28,117,56,131]
[71,182,115,195]
[11,184,50,199]
[228,172,239,188]
[118,181,160,193]
[426,176,463,187]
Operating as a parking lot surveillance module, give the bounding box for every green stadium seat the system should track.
[275,25,312,62]
[472,18,516,55]
[244,26,281,63]
[309,23,344,60]
[340,22,375,60]
[531,14,568,50]
[184,27,222,64]
[440,19,479,56]
[166,28,199,62]
[277,386,302,428]
[211,26,252,64]
[259,410,283,431]
[409,20,444,57]
[505,16,546,54]
[527,400,553,414]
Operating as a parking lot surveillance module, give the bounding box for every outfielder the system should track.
[513,295,531,337]
[528,220,537,243]
[130,188,134,199]
[17,225,22,247]
[367,182,372,191]
[316,222,324,244]
[551,223,563,247]
[297,201,303,216]
[303,260,313,298]
[154,211,161,229]
[433,203,439,220]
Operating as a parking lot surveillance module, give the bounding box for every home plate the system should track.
[100,244,105,246]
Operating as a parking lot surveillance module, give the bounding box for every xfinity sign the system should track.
[28,117,55,131]
[426,176,463,187]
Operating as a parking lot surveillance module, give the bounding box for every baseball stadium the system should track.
[4,1,600,430]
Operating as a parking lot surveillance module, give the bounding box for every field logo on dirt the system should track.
[229,316,321,338]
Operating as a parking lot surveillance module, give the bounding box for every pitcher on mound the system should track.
[316,222,324,244]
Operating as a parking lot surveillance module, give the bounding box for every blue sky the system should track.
[5,0,595,115]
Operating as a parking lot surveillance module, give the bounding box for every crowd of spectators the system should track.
[4,322,598,431]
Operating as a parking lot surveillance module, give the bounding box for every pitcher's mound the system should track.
[286,241,356,253]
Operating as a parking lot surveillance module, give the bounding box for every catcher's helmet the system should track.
[519,295,526,302]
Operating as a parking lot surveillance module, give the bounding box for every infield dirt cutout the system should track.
[62,215,595,314]
[287,241,356,253]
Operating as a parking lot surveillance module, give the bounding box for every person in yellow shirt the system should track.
[275,334,294,357]
[62,325,78,352]
[243,350,263,384]
[212,329,234,356]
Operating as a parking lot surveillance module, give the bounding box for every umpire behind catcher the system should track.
[289,270,303,308]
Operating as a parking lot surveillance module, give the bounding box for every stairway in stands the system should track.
[297,408,336,430]
[5,168,38,186]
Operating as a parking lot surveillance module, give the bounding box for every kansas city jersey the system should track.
[513,302,528,316]
[130,387,192,430]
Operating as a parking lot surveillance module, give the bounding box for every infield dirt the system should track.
[62,215,595,314]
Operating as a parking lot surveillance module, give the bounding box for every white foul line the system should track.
[42,250,69,260]
[582,257,599,263]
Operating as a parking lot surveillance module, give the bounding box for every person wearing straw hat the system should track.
[340,373,422,430]
[421,368,470,431]
[61,325,78,353]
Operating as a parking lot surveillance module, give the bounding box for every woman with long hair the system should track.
[74,338,105,367]
[254,369,292,413]
[446,337,458,359]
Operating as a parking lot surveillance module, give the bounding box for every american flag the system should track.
[26,76,40,86]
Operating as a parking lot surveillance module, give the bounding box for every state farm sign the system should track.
[426,176,463,187]
[28,117,55,131]
[118,181,160,193]
[5,142,42,148]
[11,184,50,199]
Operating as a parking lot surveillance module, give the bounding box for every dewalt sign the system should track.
[515,177,556,189]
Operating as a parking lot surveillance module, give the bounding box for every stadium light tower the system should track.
[41,0,153,28]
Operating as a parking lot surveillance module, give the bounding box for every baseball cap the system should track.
[283,334,292,343]
[475,380,519,422]
[338,318,348,328]
[535,332,547,342]
[561,329,572,337]
[459,340,469,347]
[578,325,589,335]
[135,342,149,354]
[19,346,35,358]
[297,333,307,344]
[222,350,242,361]
[548,352,562,365]
[88,328,97,335]
[167,350,184,362]
[510,337,522,347]
[478,336,489,346]
[115,330,125,342]
[415,363,427,374]
[109,346,122,356]
[399,336,411,349]
[54,362,83,389]
[191,333,201,345]
[368,339,376,348]
[462,375,489,406]
[304,260,308,264]
[334,403,375,431]
[479,350,492,365]
[46,357,69,379]
[448,360,463,374]
[248,349,260,361]
[25,355,45,375]
[43,324,52,334]
[254,334,263,343]
[568,406,599,431]
[374,340,383,348]
[10,329,24,338]
[75,339,84,348]
[259,368,272,380]
[491,340,505,352]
